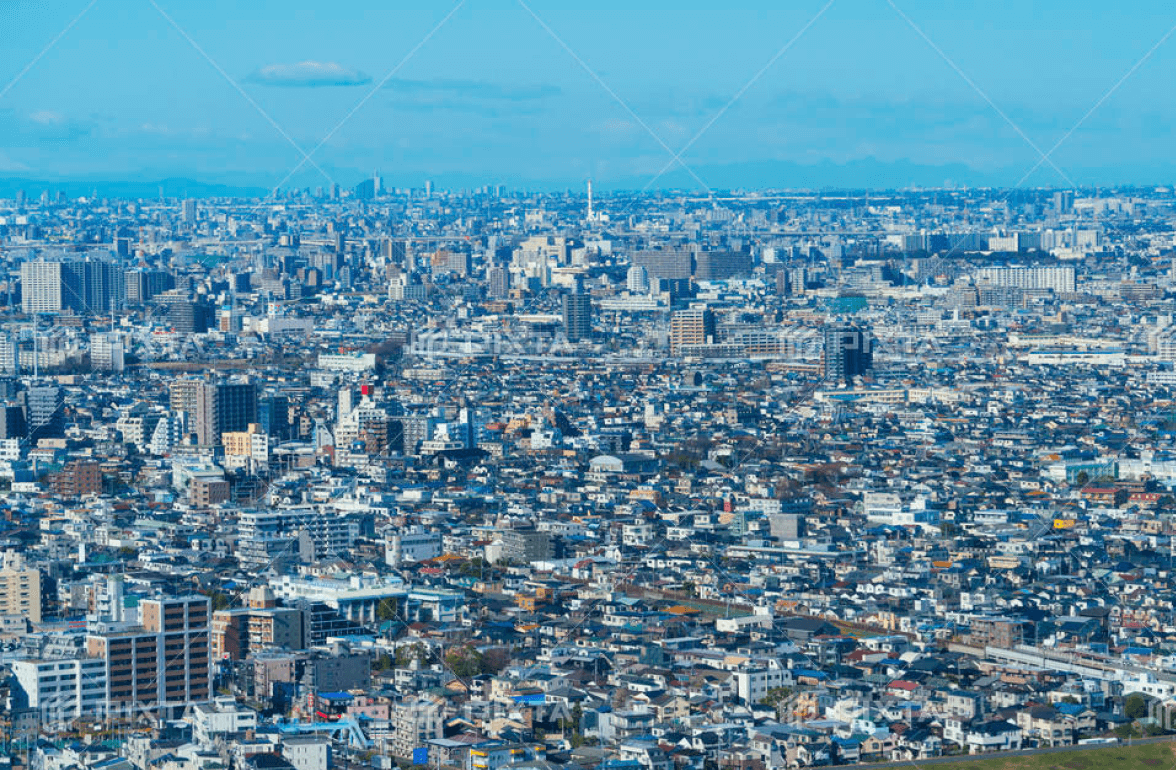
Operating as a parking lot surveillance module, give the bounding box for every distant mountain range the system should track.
[1,156,1173,199]
[0,177,269,200]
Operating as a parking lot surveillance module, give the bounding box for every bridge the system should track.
[276,717,371,749]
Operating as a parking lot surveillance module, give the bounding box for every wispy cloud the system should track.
[0,151,29,172]
[384,78,561,102]
[29,109,68,126]
[248,61,371,88]
[0,109,94,143]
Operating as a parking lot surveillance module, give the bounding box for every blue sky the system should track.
[2,0,1175,191]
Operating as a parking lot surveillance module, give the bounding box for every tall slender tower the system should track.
[587,180,594,221]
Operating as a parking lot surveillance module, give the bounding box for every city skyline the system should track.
[8,2,1176,765]
[2,139,1176,763]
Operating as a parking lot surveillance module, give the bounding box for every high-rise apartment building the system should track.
[20,260,70,314]
[49,458,102,498]
[168,301,213,333]
[823,325,874,384]
[124,269,175,304]
[0,552,42,623]
[695,250,753,281]
[633,250,693,281]
[26,384,64,442]
[562,292,592,342]
[389,698,445,759]
[487,265,509,299]
[670,308,716,354]
[0,333,16,374]
[235,508,362,566]
[975,266,1075,294]
[86,596,211,717]
[12,658,108,724]
[91,332,125,372]
[210,587,305,660]
[258,393,291,441]
[169,378,257,446]
[21,258,124,315]
[398,414,436,456]
[626,265,649,294]
[217,380,258,435]
[170,380,217,446]
[779,267,808,297]
[501,527,553,564]
[0,403,25,440]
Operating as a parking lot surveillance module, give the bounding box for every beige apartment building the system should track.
[0,552,42,623]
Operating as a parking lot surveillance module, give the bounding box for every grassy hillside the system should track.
[943,741,1174,770]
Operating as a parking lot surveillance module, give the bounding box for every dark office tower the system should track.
[217,380,258,435]
[114,237,132,258]
[296,267,323,293]
[390,242,409,269]
[353,179,375,200]
[14,190,25,207]
[695,250,753,281]
[26,385,64,442]
[823,325,873,384]
[278,253,295,277]
[230,272,252,294]
[168,302,212,334]
[1053,190,1075,215]
[0,403,26,440]
[563,293,592,342]
[633,250,693,281]
[125,269,175,304]
[170,379,256,446]
[182,199,197,225]
[381,239,407,267]
[258,394,291,441]
[487,265,509,299]
[74,259,124,313]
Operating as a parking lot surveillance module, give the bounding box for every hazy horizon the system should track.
[4,0,1176,194]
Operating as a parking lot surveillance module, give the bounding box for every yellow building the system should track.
[0,552,41,623]
[222,423,263,457]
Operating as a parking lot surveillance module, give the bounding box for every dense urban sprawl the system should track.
[0,183,1175,770]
